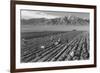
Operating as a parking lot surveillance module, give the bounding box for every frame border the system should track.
[10,0,97,73]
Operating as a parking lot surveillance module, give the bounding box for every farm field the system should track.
[21,31,90,62]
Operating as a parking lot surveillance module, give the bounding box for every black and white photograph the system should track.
[11,1,96,72]
[21,10,90,63]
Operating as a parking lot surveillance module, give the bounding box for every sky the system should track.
[21,10,90,20]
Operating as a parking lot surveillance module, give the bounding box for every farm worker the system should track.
[22,38,27,44]
[58,38,61,42]
[54,42,59,45]
[54,38,61,45]
[40,45,45,49]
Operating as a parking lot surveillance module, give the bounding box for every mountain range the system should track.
[21,15,89,26]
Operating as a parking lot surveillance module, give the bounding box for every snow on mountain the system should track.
[21,15,89,26]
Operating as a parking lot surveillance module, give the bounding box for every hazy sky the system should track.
[21,10,90,20]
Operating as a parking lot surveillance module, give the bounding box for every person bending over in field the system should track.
[54,38,61,45]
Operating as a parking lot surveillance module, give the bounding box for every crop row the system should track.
[21,31,89,62]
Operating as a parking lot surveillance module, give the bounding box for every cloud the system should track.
[21,10,59,19]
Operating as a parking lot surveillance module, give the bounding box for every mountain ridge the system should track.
[21,15,89,26]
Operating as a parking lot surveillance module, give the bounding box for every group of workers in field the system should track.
[40,36,69,49]
[22,35,69,49]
